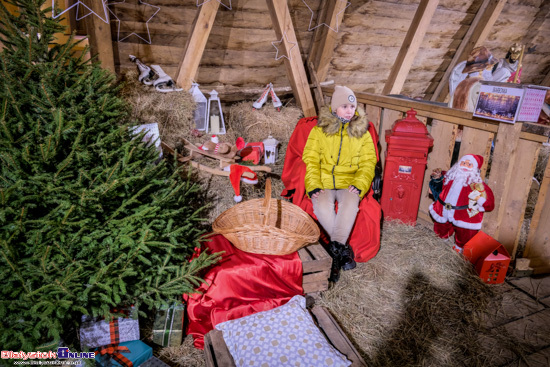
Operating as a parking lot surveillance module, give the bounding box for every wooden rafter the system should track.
[430,0,507,102]
[381,0,439,95]
[307,0,348,83]
[175,0,220,91]
[175,0,315,117]
[82,0,114,72]
[265,0,315,117]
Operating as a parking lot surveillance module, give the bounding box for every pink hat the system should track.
[229,164,258,202]
[461,154,483,170]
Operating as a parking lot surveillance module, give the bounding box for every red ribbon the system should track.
[96,319,134,367]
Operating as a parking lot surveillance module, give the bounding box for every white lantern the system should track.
[262,135,279,164]
[189,83,208,131]
[206,90,226,135]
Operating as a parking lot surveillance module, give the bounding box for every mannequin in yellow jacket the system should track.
[303,86,377,281]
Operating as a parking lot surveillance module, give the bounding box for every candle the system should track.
[210,115,220,134]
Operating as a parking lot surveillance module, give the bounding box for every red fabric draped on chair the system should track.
[184,234,303,349]
[281,116,381,262]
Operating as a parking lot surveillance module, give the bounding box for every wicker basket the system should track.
[212,178,320,255]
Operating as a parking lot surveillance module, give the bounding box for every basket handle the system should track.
[262,178,272,226]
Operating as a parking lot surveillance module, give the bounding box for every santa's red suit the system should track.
[429,154,495,249]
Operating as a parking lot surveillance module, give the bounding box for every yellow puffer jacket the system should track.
[303,106,377,199]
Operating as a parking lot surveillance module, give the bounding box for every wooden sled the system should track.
[204,305,367,367]
[161,141,272,177]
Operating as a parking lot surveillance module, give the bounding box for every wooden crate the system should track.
[298,243,332,295]
[204,305,367,367]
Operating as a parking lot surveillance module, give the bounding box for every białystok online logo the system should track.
[2,348,96,360]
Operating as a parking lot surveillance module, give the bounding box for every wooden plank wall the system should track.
[111,0,322,92]
[323,86,549,273]
[329,0,550,98]
[104,0,550,100]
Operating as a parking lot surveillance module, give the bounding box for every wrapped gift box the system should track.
[80,307,140,349]
[94,340,152,367]
[239,142,264,164]
[152,302,185,347]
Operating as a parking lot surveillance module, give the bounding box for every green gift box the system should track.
[152,302,185,347]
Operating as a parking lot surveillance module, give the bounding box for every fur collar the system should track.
[317,106,369,138]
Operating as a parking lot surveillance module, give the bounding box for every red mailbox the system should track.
[380,109,433,224]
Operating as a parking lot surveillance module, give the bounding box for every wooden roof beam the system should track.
[430,0,507,102]
[175,1,220,91]
[82,0,114,73]
[307,0,348,83]
[382,0,439,95]
[266,0,316,117]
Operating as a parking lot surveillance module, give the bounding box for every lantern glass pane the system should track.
[194,101,207,131]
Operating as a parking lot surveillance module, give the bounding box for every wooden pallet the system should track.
[204,305,367,367]
[299,243,332,295]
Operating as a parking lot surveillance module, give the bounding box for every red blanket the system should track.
[184,234,303,349]
[281,116,381,262]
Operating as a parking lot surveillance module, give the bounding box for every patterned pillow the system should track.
[215,295,351,367]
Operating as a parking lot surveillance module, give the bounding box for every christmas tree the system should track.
[0,0,219,350]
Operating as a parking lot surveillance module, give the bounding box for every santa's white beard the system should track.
[442,165,482,208]
[444,165,481,187]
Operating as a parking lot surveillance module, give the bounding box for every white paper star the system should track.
[271,32,297,61]
[196,0,232,11]
[51,0,110,24]
[302,0,350,33]
[107,0,160,44]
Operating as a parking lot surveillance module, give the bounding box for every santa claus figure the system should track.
[429,154,495,253]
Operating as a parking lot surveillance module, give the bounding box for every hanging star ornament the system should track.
[107,0,160,44]
[196,0,232,11]
[271,32,297,61]
[51,0,110,24]
[302,0,351,32]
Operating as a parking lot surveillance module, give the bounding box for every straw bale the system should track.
[118,70,196,147]
[224,101,302,144]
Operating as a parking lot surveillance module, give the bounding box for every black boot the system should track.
[337,242,356,271]
[327,241,341,282]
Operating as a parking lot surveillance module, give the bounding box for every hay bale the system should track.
[118,69,196,147]
[225,101,302,144]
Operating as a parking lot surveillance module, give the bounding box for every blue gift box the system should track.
[95,340,152,367]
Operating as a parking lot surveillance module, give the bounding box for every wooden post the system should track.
[482,122,522,241]
[497,139,540,258]
[525,155,550,273]
[418,119,458,221]
[307,61,325,114]
[175,0,220,91]
[381,0,439,95]
[430,0,507,102]
[365,105,382,135]
[457,127,493,180]
[307,0,348,82]
[266,0,316,117]
[82,0,115,73]
[379,109,403,167]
